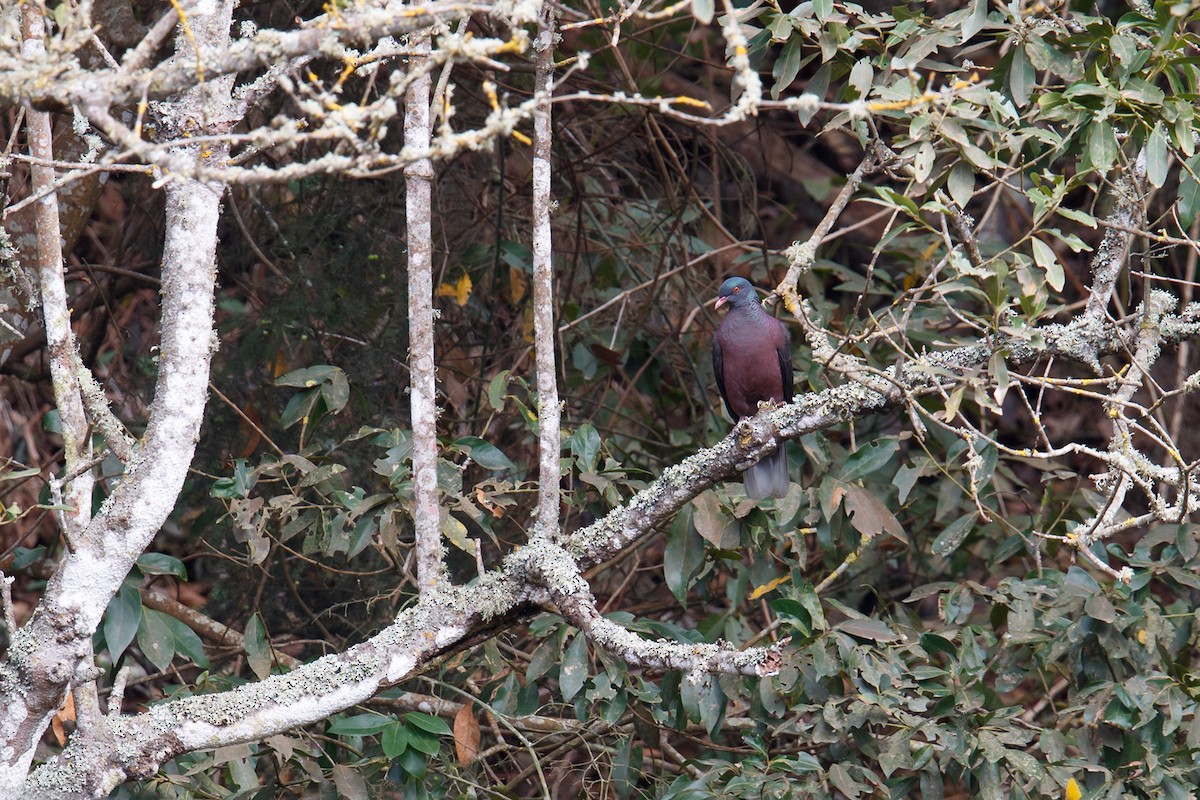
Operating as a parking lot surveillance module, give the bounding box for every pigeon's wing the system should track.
[712,336,735,419]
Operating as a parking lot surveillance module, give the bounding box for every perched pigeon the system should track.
[712,277,793,499]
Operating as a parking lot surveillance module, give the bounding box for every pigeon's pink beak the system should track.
[715,296,727,309]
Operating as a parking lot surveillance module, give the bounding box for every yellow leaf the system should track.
[1065,777,1082,800]
[436,274,473,306]
[508,266,527,305]
[521,305,535,343]
[453,274,472,305]
[749,576,789,601]
[440,511,474,553]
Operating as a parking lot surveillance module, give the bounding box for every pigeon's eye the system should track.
[733,286,740,293]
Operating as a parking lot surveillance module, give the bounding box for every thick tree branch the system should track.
[19,297,1200,795]
[2,3,235,791]
[6,2,492,112]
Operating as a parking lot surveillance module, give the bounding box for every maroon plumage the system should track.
[712,277,793,498]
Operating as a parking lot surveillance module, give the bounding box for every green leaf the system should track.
[848,59,873,98]
[1057,207,1097,228]
[487,370,510,411]
[611,735,644,800]
[840,439,899,482]
[382,722,410,758]
[772,38,804,99]
[406,728,441,756]
[399,746,427,778]
[136,553,187,580]
[455,436,517,472]
[812,0,832,20]
[319,369,350,414]
[275,364,341,389]
[893,465,920,504]
[947,162,975,208]
[276,365,349,424]
[1146,122,1169,188]
[403,712,452,736]
[0,466,41,482]
[12,546,46,569]
[560,632,589,701]
[664,509,705,605]
[243,612,273,679]
[1030,237,1064,292]
[696,674,725,735]
[1179,158,1200,226]
[328,714,392,736]
[912,142,935,183]
[1064,565,1101,596]
[961,0,987,41]
[103,581,143,661]
[837,617,903,642]
[279,388,319,430]
[570,423,602,473]
[1008,46,1034,107]
[160,614,210,668]
[1088,121,1117,174]
[136,608,176,672]
[771,598,812,638]
[798,63,830,125]
[791,752,824,773]
[932,512,975,557]
[874,187,921,219]
[296,463,345,489]
[527,629,565,681]
[920,632,956,658]
[691,0,713,24]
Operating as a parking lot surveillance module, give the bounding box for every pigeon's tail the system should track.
[743,443,789,499]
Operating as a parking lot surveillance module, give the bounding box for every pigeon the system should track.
[712,277,793,499]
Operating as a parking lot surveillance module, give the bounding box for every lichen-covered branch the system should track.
[1065,291,1173,582]
[16,291,1200,794]
[73,353,136,462]
[0,2,235,790]
[531,3,561,539]
[1084,165,1147,325]
[22,5,94,546]
[24,597,479,797]
[5,2,492,112]
[404,6,447,595]
[525,540,787,676]
[562,305,1200,569]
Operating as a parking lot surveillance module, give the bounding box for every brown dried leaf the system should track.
[454,703,481,766]
[52,691,75,746]
[691,491,739,548]
[843,485,907,543]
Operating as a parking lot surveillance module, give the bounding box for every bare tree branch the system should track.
[405,3,447,595]
[526,540,787,676]
[22,5,94,547]
[531,3,561,539]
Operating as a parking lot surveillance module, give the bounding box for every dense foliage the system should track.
[4,0,1200,797]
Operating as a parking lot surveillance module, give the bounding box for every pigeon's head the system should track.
[715,277,760,310]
